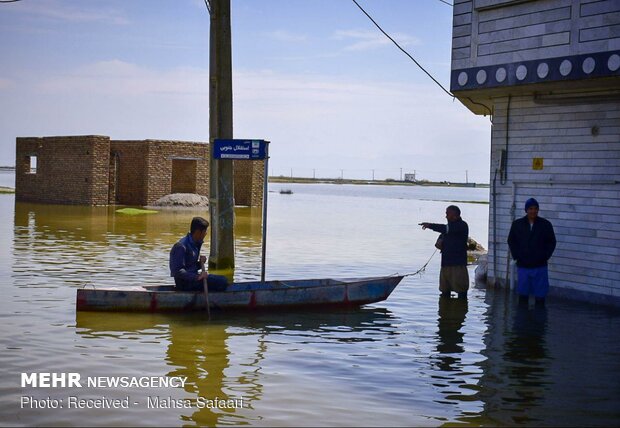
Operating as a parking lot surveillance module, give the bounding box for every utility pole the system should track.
[400,167,403,181]
[208,0,235,272]
[466,170,469,184]
[313,168,316,179]
[372,169,375,181]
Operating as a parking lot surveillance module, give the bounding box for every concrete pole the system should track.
[208,0,235,272]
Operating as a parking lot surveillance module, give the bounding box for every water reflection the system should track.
[430,296,483,419]
[434,297,469,372]
[500,304,549,424]
[12,202,264,288]
[76,312,261,426]
[469,290,620,426]
[164,319,260,426]
[75,307,397,426]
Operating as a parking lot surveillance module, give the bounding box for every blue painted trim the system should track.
[451,50,620,92]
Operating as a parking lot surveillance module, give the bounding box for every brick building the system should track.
[450,0,620,304]
[15,135,264,207]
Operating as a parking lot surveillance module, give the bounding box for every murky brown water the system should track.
[1,183,619,426]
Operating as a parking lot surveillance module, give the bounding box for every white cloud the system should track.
[334,29,420,52]
[0,61,491,181]
[266,30,309,43]
[6,0,129,25]
[36,60,209,96]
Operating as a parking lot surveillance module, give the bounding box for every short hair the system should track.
[190,217,209,233]
[446,205,461,216]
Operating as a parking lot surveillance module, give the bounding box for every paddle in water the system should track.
[201,261,211,320]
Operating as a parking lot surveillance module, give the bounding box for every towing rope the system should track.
[391,248,438,278]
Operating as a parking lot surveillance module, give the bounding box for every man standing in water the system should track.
[169,217,228,292]
[420,205,469,299]
[508,198,556,306]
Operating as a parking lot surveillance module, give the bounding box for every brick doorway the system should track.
[171,159,197,194]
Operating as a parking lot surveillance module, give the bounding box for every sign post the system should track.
[214,139,270,282]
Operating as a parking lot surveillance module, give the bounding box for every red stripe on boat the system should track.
[76,292,87,311]
[249,291,257,308]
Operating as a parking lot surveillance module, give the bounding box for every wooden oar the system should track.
[200,261,211,320]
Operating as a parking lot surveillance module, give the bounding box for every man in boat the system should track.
[169,217,228,292]
[420,205,469,299]
[507,198,556,307]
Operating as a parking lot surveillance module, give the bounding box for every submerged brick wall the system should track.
[15,136,262,207]
[144,140,209,206]
[16,136,110,205]
[109,141,149,206]
[233,159,265,207]
[171,159,197,194]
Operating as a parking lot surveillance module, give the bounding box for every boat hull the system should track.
[76,276,403,312]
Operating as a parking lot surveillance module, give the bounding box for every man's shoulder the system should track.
[537,216,554,227]
[512,216,528,225]
[172,235,190,249]
[457,218,469,230]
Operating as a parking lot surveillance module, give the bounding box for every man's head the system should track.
[525,198,539,221]
[190,216,209,242]
[445,205,461,222]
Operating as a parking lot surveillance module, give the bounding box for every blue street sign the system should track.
[213,139,268,160]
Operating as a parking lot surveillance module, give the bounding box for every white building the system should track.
[450,0,620,305]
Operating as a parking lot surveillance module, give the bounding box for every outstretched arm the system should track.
[420,222,447,234]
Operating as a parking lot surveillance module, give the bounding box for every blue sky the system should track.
[0,0,491,182]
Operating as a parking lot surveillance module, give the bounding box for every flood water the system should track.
[1,180,619,426]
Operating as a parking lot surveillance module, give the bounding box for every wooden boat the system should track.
[76,275,404,312]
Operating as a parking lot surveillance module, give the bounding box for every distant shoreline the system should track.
[269,176,490,188]
[0,167,490,191]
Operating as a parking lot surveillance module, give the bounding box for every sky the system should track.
[0,0,492,183]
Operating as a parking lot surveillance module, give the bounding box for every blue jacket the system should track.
[169,233,203,282]
[508,216,556,268]
[427,218,469,267]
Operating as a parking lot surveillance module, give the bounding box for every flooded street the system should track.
[1,180,618,426]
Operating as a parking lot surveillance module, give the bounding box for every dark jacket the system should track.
[169,233,202,284]
[508,216,556,268]
[427,218,469,267]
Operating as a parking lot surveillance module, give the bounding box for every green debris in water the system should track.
[115,208,159,215]
[0,187,15,194]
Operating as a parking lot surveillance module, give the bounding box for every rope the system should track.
[397,248,438,278]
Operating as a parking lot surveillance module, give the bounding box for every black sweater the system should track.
[507,216,556,268]
[427,218,469,267]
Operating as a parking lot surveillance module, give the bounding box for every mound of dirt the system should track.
[151,193,209,208]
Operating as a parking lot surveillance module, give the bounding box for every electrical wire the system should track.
[466,97,494,122]
[436,0,453,6]
[204,0,211,14]
[0,0,23,3]
[351,0,455,99]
